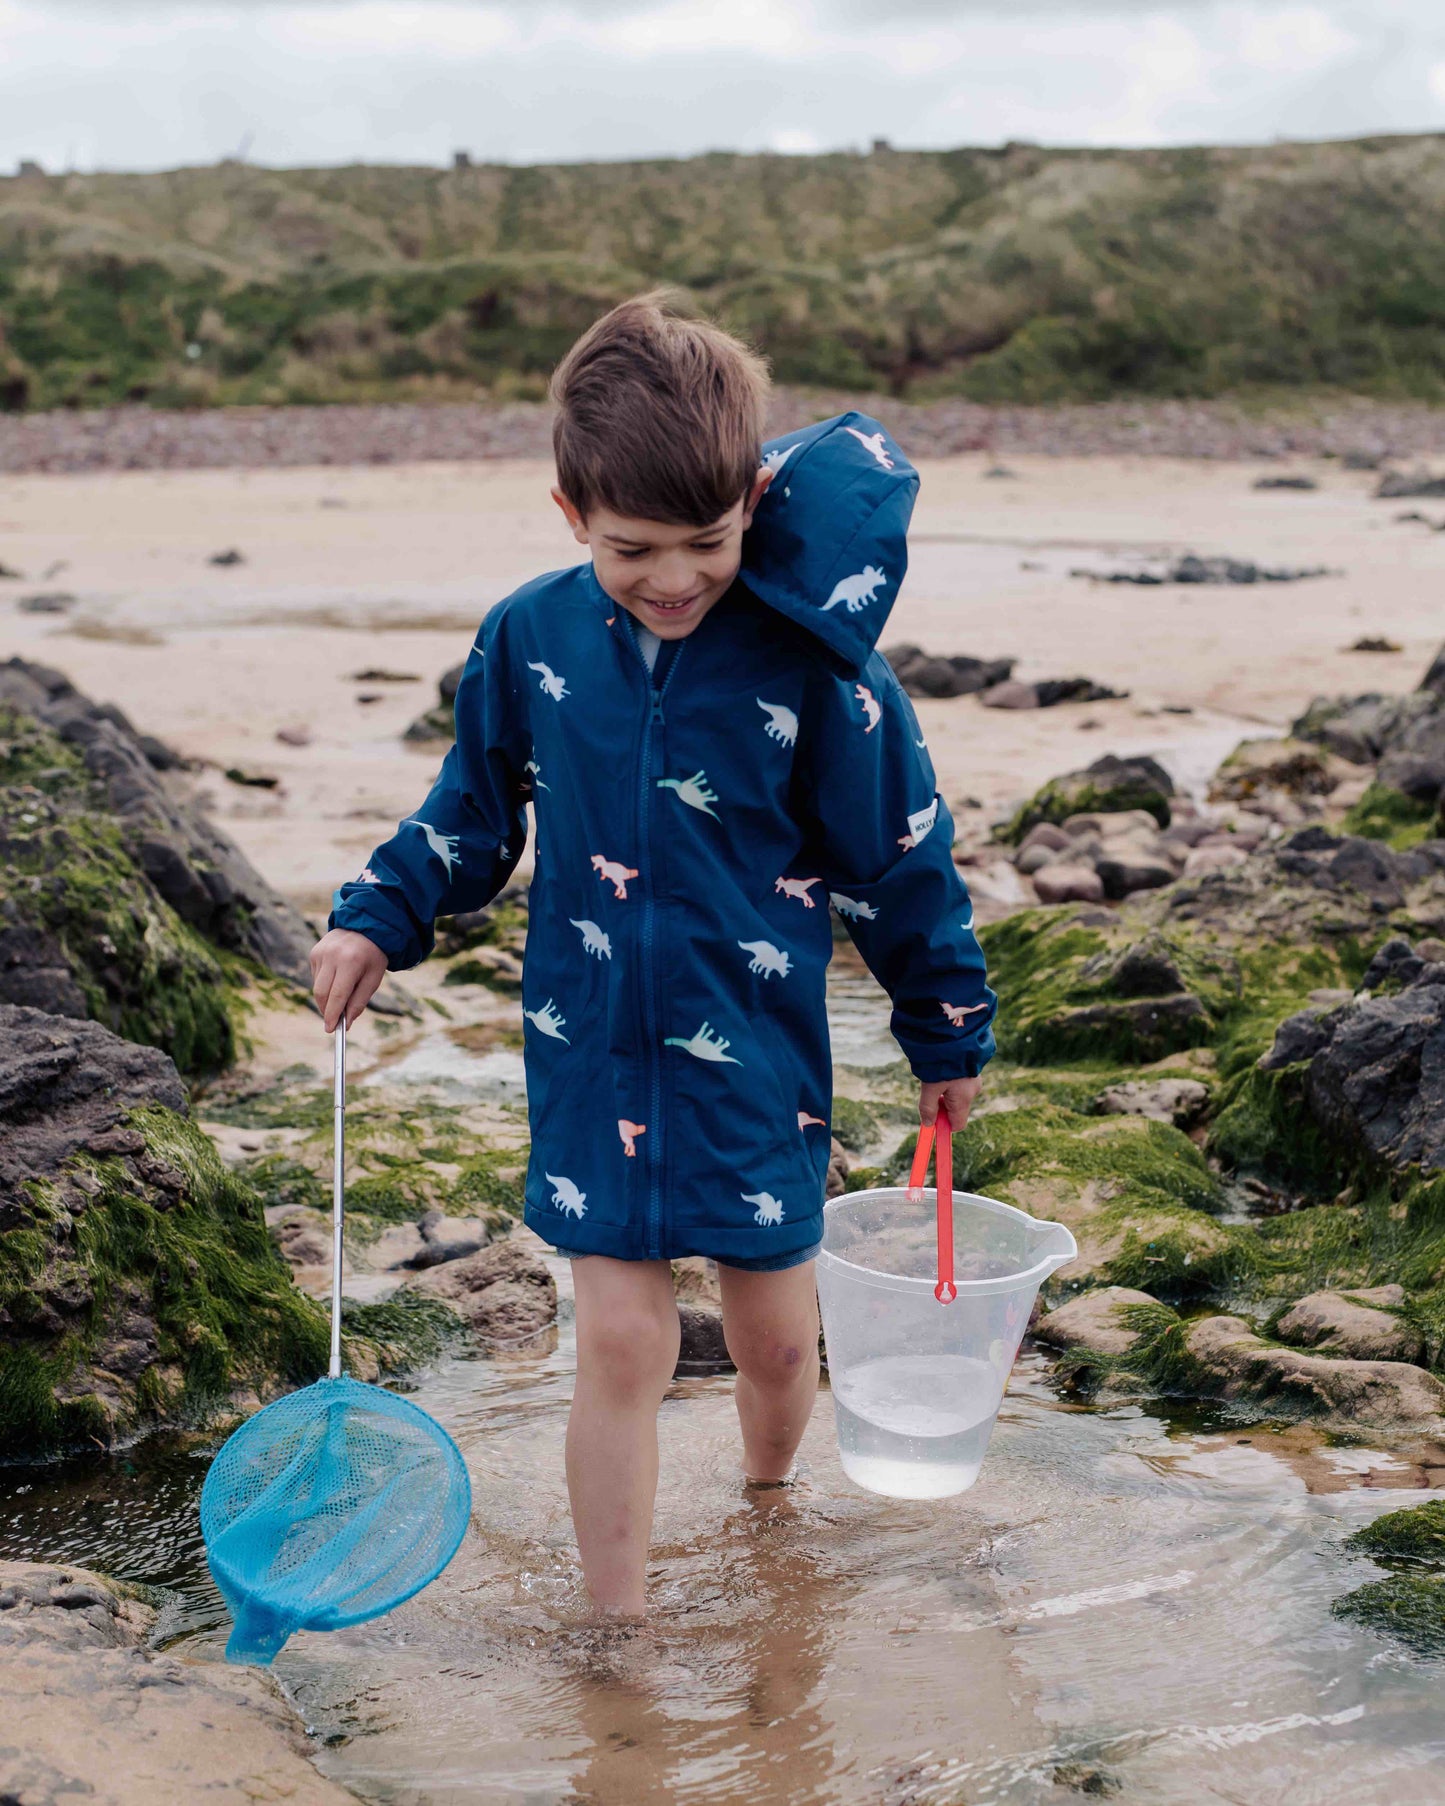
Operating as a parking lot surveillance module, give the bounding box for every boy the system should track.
[310,292,995,1616]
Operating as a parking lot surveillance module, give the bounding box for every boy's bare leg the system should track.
[716,1262,820,1484]
[566,1256,680,1616]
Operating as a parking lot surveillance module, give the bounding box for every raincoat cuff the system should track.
[328,889,428,970]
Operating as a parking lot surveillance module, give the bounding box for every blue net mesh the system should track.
[201,1374,472,1666]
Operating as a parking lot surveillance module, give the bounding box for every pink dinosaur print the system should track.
[618,1119,647,1158]
[775,875,821,907]
[855,683,882,733]
[591,853,638,900]
[941,1000,990,1026]
[797,1111,826,1130]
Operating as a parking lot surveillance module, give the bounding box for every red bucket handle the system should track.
[907,1104,956,1304]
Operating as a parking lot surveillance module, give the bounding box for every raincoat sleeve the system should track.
[797,653,996,1081]
[327,605,529,969]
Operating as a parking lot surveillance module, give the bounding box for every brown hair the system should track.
[549,289,772,526]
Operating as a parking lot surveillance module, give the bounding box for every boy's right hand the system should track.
[309,929,389,1032]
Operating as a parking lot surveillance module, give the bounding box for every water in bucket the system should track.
[817,1112,1076,1500]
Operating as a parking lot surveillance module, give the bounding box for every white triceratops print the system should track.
[570,918,613,960]
[523,998,570,1042]
[941,1000,990,1027]
[775,875,821,907]
[855,683,882,733]
[591,854,638,900]
[844,426,896,470]
[527,660,570,701]
[547,1174,587,1218]
[757,699,798,747]
[762,443,801,474]
[829,892,878,922]
[356,866,380,885]
[822,564,887,614]
[663,1021,741,1065]
[403,819,461,877]
[738,939,792,979]
[742,1190,784,1227]
[657,770,720,819]
[618,1119,646,1158]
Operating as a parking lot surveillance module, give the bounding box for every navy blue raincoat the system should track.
[331,413,996,1263]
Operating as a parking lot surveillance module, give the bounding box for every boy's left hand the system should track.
[919,1076,982,1132]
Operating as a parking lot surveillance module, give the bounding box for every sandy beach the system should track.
[2,449,1440,918]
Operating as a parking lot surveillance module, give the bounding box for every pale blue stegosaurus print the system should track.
[664,1021,741,1064]
[657,770,720,819]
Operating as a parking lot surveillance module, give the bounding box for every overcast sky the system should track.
[2,0,1443,175]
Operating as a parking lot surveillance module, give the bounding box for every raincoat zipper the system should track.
[621,617,684,1259]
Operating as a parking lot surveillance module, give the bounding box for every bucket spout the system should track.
[1028,1218,1078,1277]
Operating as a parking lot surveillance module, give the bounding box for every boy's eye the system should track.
[618,549,649,560]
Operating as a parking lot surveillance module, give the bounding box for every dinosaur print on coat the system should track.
[855,683,882,733]
[738,939,792,978]
[591,854,638,900]
[757,699,798,746]
[547,1174,587,1218]
[356,866,380,885]
[742,1190,784,1227]
[829,892,878,922]
[403,819,461,877]
[523,998,570,1042]
[571,918,613,959]
[822,564,887,614]
[844,426,896,470]
[527,661,570,701]
[763,443,801,474]
[775,875,821,907]
[330,409,995,1267]
[664,1021,741,1064]
[657,770,720,819]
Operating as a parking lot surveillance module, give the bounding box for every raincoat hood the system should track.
[740,412,918,677]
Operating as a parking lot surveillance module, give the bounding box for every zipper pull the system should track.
[650,691,665,726]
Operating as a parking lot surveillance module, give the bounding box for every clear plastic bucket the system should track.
[817,1133,1076,1499]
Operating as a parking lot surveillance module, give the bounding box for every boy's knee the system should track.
[582,1303,680,1399]
[732,1333,818,1394]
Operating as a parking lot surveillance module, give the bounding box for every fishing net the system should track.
[201,1022,471,1666]
[201,1374,471,1665]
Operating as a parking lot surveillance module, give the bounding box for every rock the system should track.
[1183,842,1250,878]
[881,643,1015,698]
[1094,846,1177,900]
[406,1209,492,1268]
[1253,475,1318,490]
[1077,554,1329,585]
[1002,755,1174,841]
[403,661,465,741]
[1094,1078,1209,1127]
[16,590,74,613]
[269,1209,331,1269]
[1378,711,1445,803]
[676,1303,733,1373]
[1348,636,1402,653]
[1292,689,1439,765]
[0,658,316,999]
[208,546,245,565]
[1422,642,1445,699]
[1017,822,1072,856]
[0,1561,355,1806]
[1032,1286,1157,1357]
[980,679,1040,710]
[404,1238,557,1343]
[275,723,312,746]
[1049,993,1211,1062]
[1360,936,1427,992]
[1033,678,1128,707]
[1275,1287,1424,1364]
[0,1005,326,1456]
[367,1220,428,1269]
[1034,863,1105,904]
[1099,934,1188,997]
[1209,737,1342,803]
[1184,1315,1445,1429]
[1376,468,1445,499]
[827,1135,849,1199]
[1258,957,1445,1173]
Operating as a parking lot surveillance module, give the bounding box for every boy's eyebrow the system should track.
[602,527,728,548]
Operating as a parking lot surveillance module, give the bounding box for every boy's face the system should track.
[553,467,772,641]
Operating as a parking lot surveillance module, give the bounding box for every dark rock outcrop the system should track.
[404,1238,557,1344]
[403,661,464,742]
[882,643,1014,699]
[1002,753,1175,841]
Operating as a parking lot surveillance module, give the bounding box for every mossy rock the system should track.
[1345,1499,1445,1567]
[999,754,1173,844]
[1333,1575,1445,1657]
[340,1292,469,1376]
[2,1104,329,1457]
[830,1095,879,1153]
[1342,781,1441,851]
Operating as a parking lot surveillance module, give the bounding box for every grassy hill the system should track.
[3,134,1445,412]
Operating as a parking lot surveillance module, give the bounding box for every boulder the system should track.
[0,1561,355,1806]
[0,1005,326,1456]
[1184,1315,1445,1429]
[1094,846,1177,900]
[1292,689,1439,766]
[1423,642,1445,699]
[1002,755,1174,841]
[881,644,1015,699]
[1275,1287,1424,1364]
[1378,712,1445,804]
[406,1209,492,1267]
[676,1302,733,1373]
[404,1238,557,1343]
[1034,863,1105,904]
[1209,737,1342,803]
[1032,1286,1157,1357]
[1093,1077,1209,1128]
[403,661,464,741]
[980,679,1040,710]
[1183,842,1250,878]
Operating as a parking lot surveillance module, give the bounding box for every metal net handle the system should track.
[330,1019,347,1378]
[905,1102,956,1305]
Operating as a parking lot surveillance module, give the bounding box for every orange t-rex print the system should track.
[775,875,821,907]
[591,854,638,900]
[940,1000,990,1026]
[618,1119,647,1158]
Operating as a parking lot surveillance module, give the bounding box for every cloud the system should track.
[1,0,1442,175]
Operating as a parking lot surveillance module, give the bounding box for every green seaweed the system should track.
[1345,1499,1445,1567]
[1333,1576,1445,1657]
[341,1293,469,1376]
[1342,782,1441,851]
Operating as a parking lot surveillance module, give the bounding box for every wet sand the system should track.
[2,451,1440,922]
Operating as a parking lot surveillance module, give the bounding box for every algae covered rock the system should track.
[1275,1286,1424,1364]
[1032,1286,1156,1358]
[404,1237,557,1345]
[1093,1077,1209,1128]
[1333,1498,1445,1656]
[1001,753,1174,843]
[0,1005,327,1456]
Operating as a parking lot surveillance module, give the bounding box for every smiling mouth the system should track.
[641,592,701,614]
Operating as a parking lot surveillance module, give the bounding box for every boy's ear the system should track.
[552,486,589,544]
[741,464,774,528]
